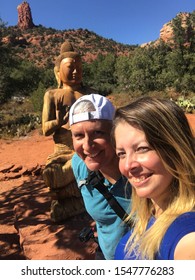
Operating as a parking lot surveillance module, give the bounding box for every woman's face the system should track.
[71,120,116,171]
[59,57,82,85]
[114,122,173,202]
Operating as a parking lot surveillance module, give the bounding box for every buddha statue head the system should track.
[54,41,82,88]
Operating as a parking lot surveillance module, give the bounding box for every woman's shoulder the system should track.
[171,212,195,227]
[172,212,195,259]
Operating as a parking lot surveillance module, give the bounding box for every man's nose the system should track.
[83,136,94,150]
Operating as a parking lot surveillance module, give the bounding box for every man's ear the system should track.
[54,66,61,88]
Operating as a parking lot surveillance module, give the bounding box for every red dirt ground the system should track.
[0,114,194,260]
[0,129,96,260]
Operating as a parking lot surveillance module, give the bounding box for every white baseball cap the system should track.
[69,93,115,126]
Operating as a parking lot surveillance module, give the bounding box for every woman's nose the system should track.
[124,154,140,172]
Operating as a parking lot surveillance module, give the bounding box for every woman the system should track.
[69,93,132,259]
[113,96,195,260]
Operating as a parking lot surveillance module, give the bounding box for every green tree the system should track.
[127,47,156,92]
[41,68,56,89]
[114,55,132,91]
[86,53,116,94]
[31,82,46,112]
[172,14,186,51]
[0,18,18,102]
[165,13,195,93]
[9,60,41,96]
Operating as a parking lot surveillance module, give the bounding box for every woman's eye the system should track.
[117,151,126,158]
[137,146,150,153]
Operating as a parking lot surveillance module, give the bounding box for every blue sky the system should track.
[0,0,194,45]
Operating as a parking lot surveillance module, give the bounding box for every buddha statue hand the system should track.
[56,105,70,127]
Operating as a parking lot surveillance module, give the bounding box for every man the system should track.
[69,93,132,259]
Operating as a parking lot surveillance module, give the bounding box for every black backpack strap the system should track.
[86,170,129,224]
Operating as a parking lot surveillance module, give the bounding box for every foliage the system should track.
[1,12,195,101]
[31,82,46,112]
[82,12,195,95]
[0,97,41,138]
[114,55,132,91]
[175,96,195,113]
[83,53,116,94]
[0,113,41,138]
[0,12,195,138]
[9,60,41,96]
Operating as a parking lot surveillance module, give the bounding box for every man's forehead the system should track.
[71,120,112,130]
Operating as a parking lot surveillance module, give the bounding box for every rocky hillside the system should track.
[141,12,194,47]
[2,26,135,67]
[1,1,135,67]
[1,1,194,67]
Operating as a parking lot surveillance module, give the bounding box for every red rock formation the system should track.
[160,13,190,43]
[17,1,35,30]
[141,12,192,47]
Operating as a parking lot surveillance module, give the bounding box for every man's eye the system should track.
[94,130,104,136]
[73,134,83,139]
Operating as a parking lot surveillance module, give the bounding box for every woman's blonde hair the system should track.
[113,96,195,259]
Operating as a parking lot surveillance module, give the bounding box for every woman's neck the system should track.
[151,189,172,218]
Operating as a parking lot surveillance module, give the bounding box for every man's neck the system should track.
[100,158,121,185]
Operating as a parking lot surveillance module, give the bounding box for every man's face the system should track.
[71,120,116,171]
[59,57,82,85]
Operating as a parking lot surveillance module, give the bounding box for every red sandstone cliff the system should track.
[17,1,35,30]
[160,12,190,43]
[141,12,193,47]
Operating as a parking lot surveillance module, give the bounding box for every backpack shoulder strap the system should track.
[86,170,129,224]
